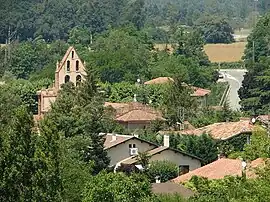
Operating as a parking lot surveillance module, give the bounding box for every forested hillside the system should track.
[0,0,269,43]
[145,0,269,27]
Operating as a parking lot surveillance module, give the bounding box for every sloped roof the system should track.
[116,109,165,123]
[179,120,253,140]
[152,183,195,198]
[103,134,158,150]
[144,78,211,96]
[104,102,129,110]
[105,102,164,123]
[121,146,202,165]
[144,77,174,85]
[104,134,133,150]
[191,87,211,97]
[172,158,242,183]
[172,158,267,183]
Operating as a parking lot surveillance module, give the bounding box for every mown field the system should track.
[203,42,247,63]
[154,42,247,63]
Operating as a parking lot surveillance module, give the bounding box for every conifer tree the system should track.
[0,106,35,201]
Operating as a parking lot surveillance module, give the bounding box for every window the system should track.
[76,60,79,71]
[67,60,70,71]
[179,165,189,175]
[64,75,70,83]
[72,51,74,59]
[76,75,82,86]
[129,144,136,148]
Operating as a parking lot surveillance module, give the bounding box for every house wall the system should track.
[41,95,57,113]
[149,149,201,171]
[120,122,150,130]
[107,139,156,166]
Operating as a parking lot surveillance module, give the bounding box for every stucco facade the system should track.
[149,149,201,171]
[37,47,86,115]
[107,138,156,166]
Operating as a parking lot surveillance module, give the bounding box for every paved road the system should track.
[218,69,247,111]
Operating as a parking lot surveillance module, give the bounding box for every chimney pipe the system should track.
[163,135,170,147]
[155,176,161,183]
[112,134,117,141]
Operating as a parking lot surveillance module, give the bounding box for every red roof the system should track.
[144,78,210,97]
[172,158,266,183]
[191,87,211,97]
[105,102,164,123]
[172,159,242,183]
[179,120,253,140]
[116,109,164,123]
[144,77,174,85]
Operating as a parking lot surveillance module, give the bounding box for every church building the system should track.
[37,47,86,115]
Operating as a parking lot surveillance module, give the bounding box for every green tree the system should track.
[147,160,179,182]
[162,77,197,126]
[61,136,93,202]
[83,172,152,202]
[239,13,270,114]
[197,17,234,44]
[0,106,36,201]
[171,134,217,165]
[68,27,92,46]
[243,126,270,161]
[87,28,152,83]
[33,117,63,201]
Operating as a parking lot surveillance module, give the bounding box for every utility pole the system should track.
[6,25,17,62]
[268,112,270,138]
[177,107,185,130]
[4,39,7,64]
[8,26,11,61]
[252,40,255,64]
[253,0,258,27]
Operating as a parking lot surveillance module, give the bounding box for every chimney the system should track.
[112,134,117,142]
[155,176,161,183]
[163,135,170,147]
[218,153,226,159]
[133,94,137,102]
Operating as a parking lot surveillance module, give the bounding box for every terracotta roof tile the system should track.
[179,120,253,140]
[151,183,195,198]
[121,146,202,165]
[144,77,174,85]
[172,158,243,183]
[105,102,164,123]
[116,109,165,123]
[191,87,211,97]
[172,158,266,183]
[144,78,210,96]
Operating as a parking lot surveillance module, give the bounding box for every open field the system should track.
[154,42,247,63]
[203,42,247,63]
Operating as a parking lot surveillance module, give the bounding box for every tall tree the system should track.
[239,13,270,114]
[162,77,197,126]
[0,106,36,201]
[88,28,152,83]
[197,17,235,44]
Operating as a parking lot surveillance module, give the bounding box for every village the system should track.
[1,0,270,201]
[32,44,269,199]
